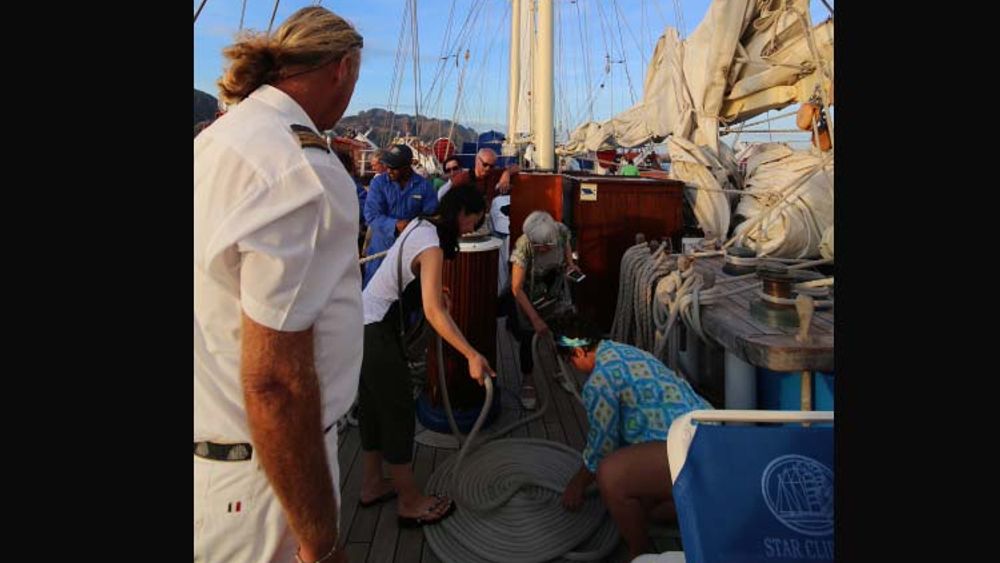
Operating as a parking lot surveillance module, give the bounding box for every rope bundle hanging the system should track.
[652,255,700,362]
[632,244,676,352]
[610,241,653,343]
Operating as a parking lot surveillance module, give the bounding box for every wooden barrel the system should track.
[425,236,501,410]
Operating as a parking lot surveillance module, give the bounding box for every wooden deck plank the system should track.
[343,542,370,563]
[347,491,382,543]
[338,426,361,490]
[338,429,368,549]
[366,497,401,563]
[421,540,444,563]
[394,445,436,563]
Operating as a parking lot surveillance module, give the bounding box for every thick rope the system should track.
[659,256,833,350]
[610,241,651,343]
[358,249,390,265]
[634,247,674,352]
[424,333,619,562]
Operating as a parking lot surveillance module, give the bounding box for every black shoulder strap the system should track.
[396,218,424,336]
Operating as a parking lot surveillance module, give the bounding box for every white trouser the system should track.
[194,430,341,562]
[496,234,511,295]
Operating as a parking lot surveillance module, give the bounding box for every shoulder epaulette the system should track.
[290,124,330,153]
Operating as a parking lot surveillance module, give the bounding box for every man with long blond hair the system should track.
[194,7,363,562]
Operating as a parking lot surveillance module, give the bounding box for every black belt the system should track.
[193,441,252,461]
[194,423,336,462]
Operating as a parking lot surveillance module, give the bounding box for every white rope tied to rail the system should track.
[424,333,620,562]
[664,257,834,352]
[652,255,699,362]
[610,241,653,344]
[633,243,674,352]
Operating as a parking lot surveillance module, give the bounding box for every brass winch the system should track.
[749,262,822,328]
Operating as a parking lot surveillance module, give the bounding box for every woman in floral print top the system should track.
[554,313,712,559]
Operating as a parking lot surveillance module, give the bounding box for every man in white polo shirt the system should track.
[194,7,363,563]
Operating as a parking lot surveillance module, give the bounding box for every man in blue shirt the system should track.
[362,144,439,287]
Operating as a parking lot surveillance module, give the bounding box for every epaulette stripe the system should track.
[290,124,330,153]
[297,132,330,152]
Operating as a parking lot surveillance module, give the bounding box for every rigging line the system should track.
[472,1,506,132]
[472,1,495,129]
[568,67,611,127]
[466,0,501,122]
[577,0,593,122]
[672,0,687,39]
[491,0,512,131]
[194,0,208,25]
[557,0,569,139]
[611,0,638,105]
[411,0,422,133]
[383,42,402,141]
[560,2,586,126]
[641,0,649,70]
[459,0,497,131]
[428,0,485,129]
[238,0,247,31]
[653,0,669,33]
[448,0,488,60]
[592,0,617,117]
[612,0,651,74]
[438,0,459,57]
[429,0,488,111]
[819,0,834,17]
[447,50,471,146]
[592,0,614,63]
[384,1,412,146]
[420,0,459,109]
[267,0,281,35]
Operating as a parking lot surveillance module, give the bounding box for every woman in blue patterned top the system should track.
[554,313,712,558]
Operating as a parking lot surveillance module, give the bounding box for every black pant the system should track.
[358,309,416,465]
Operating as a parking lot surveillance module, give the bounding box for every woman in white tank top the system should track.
[357,184,495,527]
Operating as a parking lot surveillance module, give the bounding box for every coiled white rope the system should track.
[424,333,619,562]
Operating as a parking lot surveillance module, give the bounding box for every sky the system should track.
[194,0,833,146]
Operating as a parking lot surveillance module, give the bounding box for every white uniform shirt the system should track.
[362,219,440,324]
[194,85,363,443]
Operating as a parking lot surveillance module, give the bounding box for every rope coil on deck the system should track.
[423,334,620,562]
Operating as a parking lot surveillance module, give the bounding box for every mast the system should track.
[533,0,554,170]
[506,0,521,156]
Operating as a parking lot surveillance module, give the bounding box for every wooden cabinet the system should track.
[510,173,686,331]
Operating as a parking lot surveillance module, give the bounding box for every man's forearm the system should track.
[242,318,339,559]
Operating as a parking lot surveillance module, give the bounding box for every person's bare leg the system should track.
[596,441,674,558]
[360,451,394,503]
[648,499,677,525]
[388,463,452,519]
